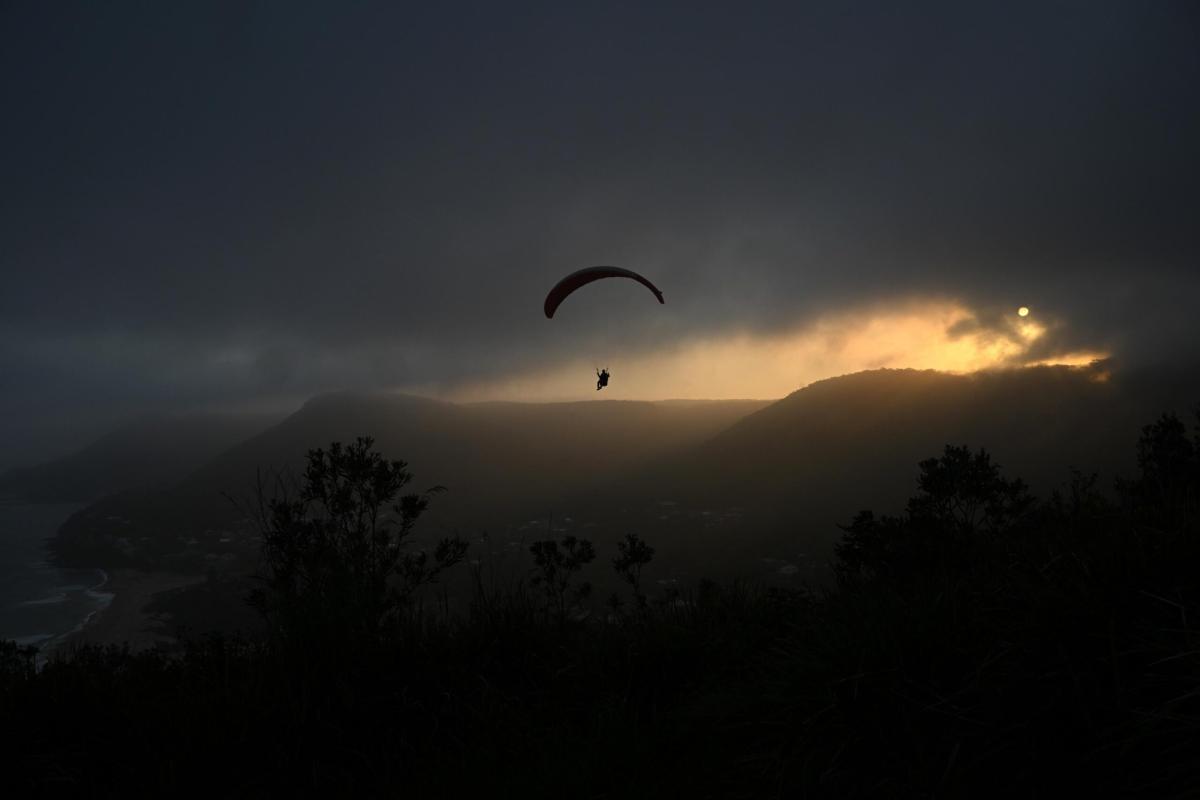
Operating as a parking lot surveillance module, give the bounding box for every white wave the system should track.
[18,593,68,606]
[85,569,114,604]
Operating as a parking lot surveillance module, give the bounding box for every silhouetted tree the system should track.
[0,640,36,690]
[612,533,655,610]
[834,509,923,587]
[1127,410,1200,531]
[907,444,1032,534]
[530,535,595,619]
[249,437,466,642]
[1137,412,1195,486]
[836,445,1031,587]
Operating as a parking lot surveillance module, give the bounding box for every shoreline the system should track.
[46,568,206,658]
[54,566,113,641]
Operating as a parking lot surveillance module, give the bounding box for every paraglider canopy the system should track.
[544,266,664,319]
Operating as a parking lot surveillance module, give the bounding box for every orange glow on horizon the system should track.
[1024,351,1109,368]
[449,300,1107,402]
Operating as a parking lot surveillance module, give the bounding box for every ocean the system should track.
[0,503,111,648]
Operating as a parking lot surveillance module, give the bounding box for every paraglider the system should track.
[543,266,664,319]
[544,266,663,392]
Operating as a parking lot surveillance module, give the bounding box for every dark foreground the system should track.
[2,410,1199,798]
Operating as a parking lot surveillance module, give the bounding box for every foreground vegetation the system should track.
[3,410,1199,797]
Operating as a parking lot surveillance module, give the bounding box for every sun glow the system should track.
[451,300,1106,402]
[1024,351,1109,368]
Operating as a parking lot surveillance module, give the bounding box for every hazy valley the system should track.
[9,362,1189,609]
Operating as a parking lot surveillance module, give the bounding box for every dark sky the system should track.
[2,1,1198,465]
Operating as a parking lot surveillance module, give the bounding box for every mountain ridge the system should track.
[47,363,1200,577]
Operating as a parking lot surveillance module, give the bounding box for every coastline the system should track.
[62,566,114,638]
[47,569,206,657]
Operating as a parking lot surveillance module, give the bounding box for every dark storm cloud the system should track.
[2,1,1198,461]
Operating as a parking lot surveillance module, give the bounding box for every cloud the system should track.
[449,298,1111,402]
[0,1,1197,457]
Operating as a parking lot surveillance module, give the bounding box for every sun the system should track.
[1018,306,1030,317]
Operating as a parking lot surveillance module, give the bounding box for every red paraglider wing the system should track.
[543,266,665,318]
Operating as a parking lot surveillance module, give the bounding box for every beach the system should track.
[53,569,206,654]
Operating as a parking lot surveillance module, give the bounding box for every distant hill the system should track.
[617,362,1200,572]
[51,395,770,568]
[50,364,1200,578]
[0,411,285,504]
